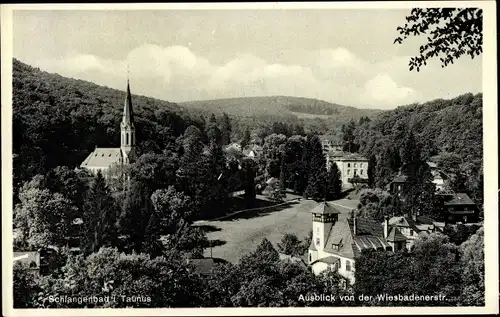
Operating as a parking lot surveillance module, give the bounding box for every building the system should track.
[327,151,369,187]
[80,79,137,176]
[435,193,477,224]
[308,202,406,284]
[319,135,343,153]
[388,162,448,194]
[387,215,439,249]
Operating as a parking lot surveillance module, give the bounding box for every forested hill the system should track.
[12,59,204,187]
[180,96,383,119]
[354,92,483,209]
[355,93,482,162]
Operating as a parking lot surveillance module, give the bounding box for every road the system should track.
[192,198,358,264]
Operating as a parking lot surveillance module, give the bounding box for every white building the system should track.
[308,202,406,284]
[327,151,369,186]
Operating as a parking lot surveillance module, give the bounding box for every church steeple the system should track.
[122,79,134,126]
[120,76,136,163]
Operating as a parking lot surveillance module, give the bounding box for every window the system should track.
[354,163,357,168]
[347,169,351,175]
[309,253,312,262]
[360,169,363,175]
[410,229,414,236]
[359,163,363,168]
[346,260,351,271]
[347,163,351,167]
[315,238,320,246]
[354,169,357,175]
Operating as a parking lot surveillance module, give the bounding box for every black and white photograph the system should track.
[1,2,498,316]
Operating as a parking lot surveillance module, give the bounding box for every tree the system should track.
[13,262,40,308]
[342,119,359,153]
[81,171,119,254]
[241,127,251,149]
[394,8,483,71]
[34,247,205,308]
[220,112,232,145]
[241,158,257,208]
[14,184,77,249]
[459,227,484,306]
[150,186,193,231]
[367,154,376,188]
[304,135,327,200]
[262,133,287,178]
[277,233,307,257]
[282,135,306,193]
[206,114,222,145]
[326,162,343,200]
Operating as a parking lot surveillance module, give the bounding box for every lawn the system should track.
[192,197,358,264]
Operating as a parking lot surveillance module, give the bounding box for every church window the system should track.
[315,238,320,246]
[309,253,312,262]
[126,133,129,145]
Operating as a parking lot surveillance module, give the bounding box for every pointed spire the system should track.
[122,74,134,126]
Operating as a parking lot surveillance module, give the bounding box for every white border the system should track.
[1,2,498,316]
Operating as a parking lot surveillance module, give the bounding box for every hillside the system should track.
[12,59,204,187]
[180,96,383,120]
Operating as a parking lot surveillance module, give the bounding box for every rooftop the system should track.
[328,151,368,162]
[437,193,476,205]
[319,135,341,142]
[310,202,342,215]
[81,147,122,168]
[387,226,408,242]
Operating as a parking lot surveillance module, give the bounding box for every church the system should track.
[80,80,137,176]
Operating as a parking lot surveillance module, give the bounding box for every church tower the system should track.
[120,79,136,165]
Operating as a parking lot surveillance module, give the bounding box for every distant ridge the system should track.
[179,96,384,119]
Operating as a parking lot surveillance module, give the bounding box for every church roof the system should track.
[310,202,342,215]
[80,148,122,168]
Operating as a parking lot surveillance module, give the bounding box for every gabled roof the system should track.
[310,202,342,215]
[386,227,407,242]
[444,193,475,205]
[350,217,385,238]
[81,148,122,168]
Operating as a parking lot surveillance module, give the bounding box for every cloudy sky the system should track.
[13,8,482,109]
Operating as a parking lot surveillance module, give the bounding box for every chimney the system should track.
[383,216,389,239]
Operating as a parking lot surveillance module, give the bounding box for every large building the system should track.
[80,80,137,175]
[327,151,369,186]
[435,193,478,224]
[308,202,406,284]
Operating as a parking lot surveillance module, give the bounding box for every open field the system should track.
[193,197,359,264]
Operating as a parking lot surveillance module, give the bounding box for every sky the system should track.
[12,8,482,110]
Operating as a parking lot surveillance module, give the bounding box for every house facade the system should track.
[80,79,137,176]
[327,152,369,186]
[435,193,477,223]
[308,202,406,284]
[387,215,438,249]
